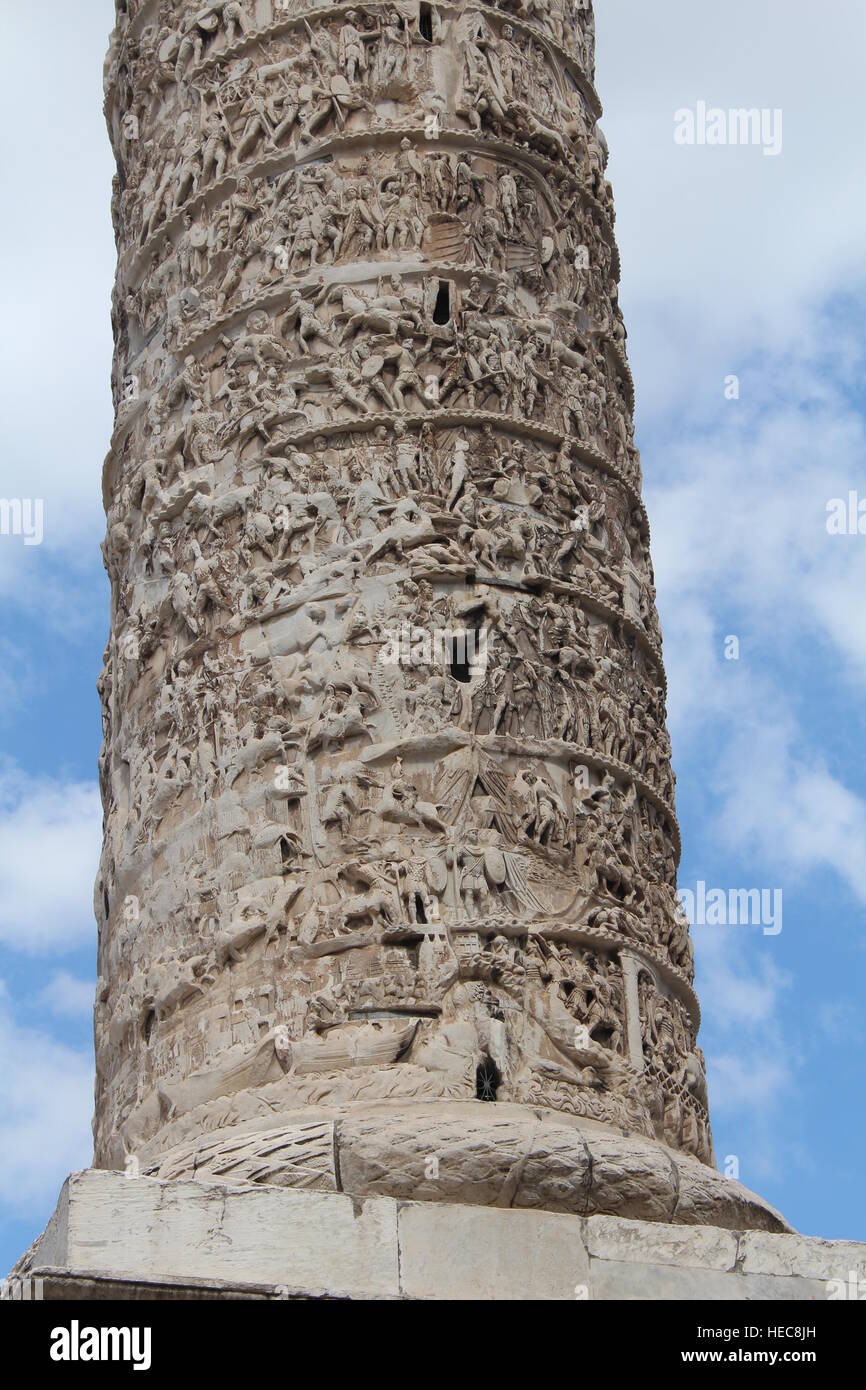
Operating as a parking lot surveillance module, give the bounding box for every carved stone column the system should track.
[94,0,782,1230]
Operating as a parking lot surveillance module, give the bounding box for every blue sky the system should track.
[1,1,864,1274]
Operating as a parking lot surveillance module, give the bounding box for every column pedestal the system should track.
[8,1169,862,1302]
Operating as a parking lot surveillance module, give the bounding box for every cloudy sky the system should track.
[0,1,864,1272]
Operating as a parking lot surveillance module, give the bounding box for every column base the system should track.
[139,1100,789,1233]
[8,1169,864,1301]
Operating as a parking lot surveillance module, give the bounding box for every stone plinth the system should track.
[9,1170,862,1302]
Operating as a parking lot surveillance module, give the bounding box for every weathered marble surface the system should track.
[89,0,765,1233]
[10,1171,860,1301]
[145,1101,789,1230]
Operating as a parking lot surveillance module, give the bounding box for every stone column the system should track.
[92,0,778,1228]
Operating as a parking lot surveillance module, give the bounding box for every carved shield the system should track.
[425,857,448,895]
[484,847,507,886]
[158,34,180,64]
[361,354,385,380]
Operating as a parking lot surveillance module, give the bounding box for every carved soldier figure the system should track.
[339,12,379,84]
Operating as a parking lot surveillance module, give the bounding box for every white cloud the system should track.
[649,390,866,902]
[634,322,866,903]
[595,0,866,425]
[695,931,797,1185]
[39,972,95,1020]
[714,730,866,907]
[696,930,791,1034]
[648,363,866,689]
[0,768,102,954]
[710,1051,792,1116]
[0,990,93,1216]
[0,0,115,613]
[593,10,866,1195]
[0,640,36,720]
[593,21,866,919]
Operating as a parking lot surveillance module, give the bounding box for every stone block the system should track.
[586,1213,738,1270]
[738,1230,866,1282]
[398,1201,591,1300]
[31,1170,400,1299]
